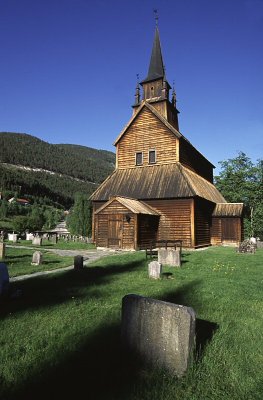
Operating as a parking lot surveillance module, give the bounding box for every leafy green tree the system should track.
[67,193,91,237]
[27,203,45,231]
[0,199,8,218]
[13,216,29,233]
[215,152,263,238]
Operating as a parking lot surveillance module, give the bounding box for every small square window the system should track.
[135,152,143,165]
[149,150,156,164]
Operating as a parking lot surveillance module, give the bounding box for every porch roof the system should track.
[94,196,160,216]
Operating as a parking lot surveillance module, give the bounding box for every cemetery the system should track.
[0,243,262,400]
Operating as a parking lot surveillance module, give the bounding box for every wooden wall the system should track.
[145,198,193,247]
[138,215,159,249]
[117,107,179,169]
[94,200,135,249]
[211,217,243,245]
[194,198,214,247]
[179,138,214,183]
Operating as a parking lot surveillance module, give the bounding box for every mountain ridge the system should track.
[0,132,115,208]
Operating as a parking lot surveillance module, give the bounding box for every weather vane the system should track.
[153,9,159,25]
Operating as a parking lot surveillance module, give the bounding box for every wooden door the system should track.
[221,218,237,241]
[108,215,123,248]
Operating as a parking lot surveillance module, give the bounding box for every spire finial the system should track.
[153,9,159,26]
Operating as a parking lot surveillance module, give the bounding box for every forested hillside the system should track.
[0,132,115,208]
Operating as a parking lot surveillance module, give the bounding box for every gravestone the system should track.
[32,237,42,246]
[51,235,58,244]
[121,294,196,377]
[26,233,34,241]
[31,251,43,265]
[0,243,5,260]
[158,248,181,267]
[0,262,9,296]
[74,255,83,270]
[148,261,162,279]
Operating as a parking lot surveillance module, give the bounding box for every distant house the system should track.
[90,24,244,250]
[8,197,30,206]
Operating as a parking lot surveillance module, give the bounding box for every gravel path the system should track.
[7,245,131,282]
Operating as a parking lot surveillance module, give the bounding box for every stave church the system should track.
[90,23,243,250]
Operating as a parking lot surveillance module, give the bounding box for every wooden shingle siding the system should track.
[194,198,214,247]
[179,138,214,183]
[117,107,178,169]
[145,199,193,248]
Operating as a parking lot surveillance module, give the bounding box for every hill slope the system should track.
[0,132,115,208]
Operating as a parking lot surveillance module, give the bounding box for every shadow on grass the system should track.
[0,259,144,319]
[1,270,219,399]
[157,283,219,360]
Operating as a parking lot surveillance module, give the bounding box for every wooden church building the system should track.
[90,25,243,249]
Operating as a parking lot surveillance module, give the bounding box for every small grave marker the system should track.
[74,255,83,270]
[148,261,162,279]
[0,243,5,260]
[31,251,43,265]
[32,237,42,246]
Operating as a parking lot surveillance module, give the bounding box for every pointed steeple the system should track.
[141,26,165,84]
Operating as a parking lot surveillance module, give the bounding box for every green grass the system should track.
[0,247,262,400]
[4,239,96,250]
[2,247,74,277]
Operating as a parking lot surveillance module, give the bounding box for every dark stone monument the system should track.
[0,262,9,296]
[74,255,83,270]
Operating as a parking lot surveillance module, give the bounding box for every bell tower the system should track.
[132,19,180,131]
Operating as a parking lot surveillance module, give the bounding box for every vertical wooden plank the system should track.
[190,198,195,248]
[134,214,138,250]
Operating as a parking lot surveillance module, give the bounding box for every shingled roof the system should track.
[95,197,160,216]
[212,203,243,217]
[140,26,165,83]
[90,163,226,203]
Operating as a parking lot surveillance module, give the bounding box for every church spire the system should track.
[141,25,165,84]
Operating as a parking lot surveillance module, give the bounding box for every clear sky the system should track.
[1,0,262,174]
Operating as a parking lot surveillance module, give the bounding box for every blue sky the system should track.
[1,0,262,174]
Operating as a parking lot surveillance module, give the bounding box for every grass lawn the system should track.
[4,239,96,250]
[0,247,262,400]
[2,247,74,277]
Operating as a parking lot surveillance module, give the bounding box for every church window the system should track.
[149,150,156,164]
[135,152,143,166]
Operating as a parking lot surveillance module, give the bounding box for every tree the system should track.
[0,199,8,218]
[13,216,29,233]
[27,203,45,231]
[215,152,263,238]
[67,193,91,237]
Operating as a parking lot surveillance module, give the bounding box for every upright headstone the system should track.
[26,233,34,241]
[0,262,9,296]
[31,251,43,265]
[121,294,196,377]
[158,248,181,267]
[74,255,83,270]
[32,237,42,246]
[0,243,5,260]
[148,261,162,279]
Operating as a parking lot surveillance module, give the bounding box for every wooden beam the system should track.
[190,198,195,248]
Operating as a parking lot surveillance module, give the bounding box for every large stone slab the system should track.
[158,248,181,267]
[121,294,195,377]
